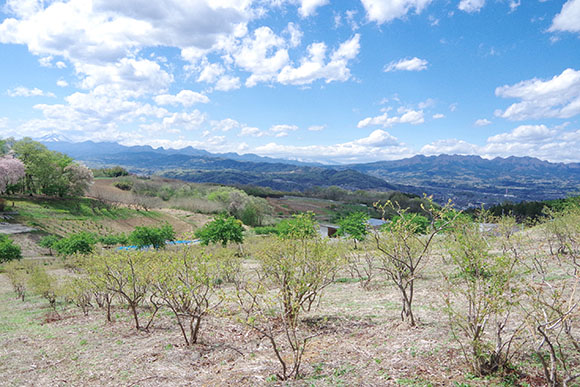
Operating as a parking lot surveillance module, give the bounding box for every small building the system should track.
[367,218,387,229]
[318,223,339,238]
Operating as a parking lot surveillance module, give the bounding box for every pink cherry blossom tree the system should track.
[0,156,26,194]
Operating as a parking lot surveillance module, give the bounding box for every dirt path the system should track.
[0,222,35,235]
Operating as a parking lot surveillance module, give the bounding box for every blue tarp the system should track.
[116,239,200,251]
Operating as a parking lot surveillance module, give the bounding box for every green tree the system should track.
[195,214,244,246]
[129,224,175,249]
[53,232,97,256]
[0,235,22,263]
[276,212,318,240]
[337,211,370,248]
[39,235,61,256]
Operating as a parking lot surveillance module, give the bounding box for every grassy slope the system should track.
[7,197,206,238]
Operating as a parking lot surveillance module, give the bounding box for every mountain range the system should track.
[40,139,580,208]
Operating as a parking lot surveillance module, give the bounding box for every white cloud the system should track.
[357,109,424,128]
[254,129,413,163]
[240,126,265,137]
[495,68,580,120]
[449,103,458,112]
[508,0,521,12]
[197,62,225,84]
[141,111,207,133]
[550,0,580,33]
[6,86,55,97]
[432,113,445,119]
[458,0,485,13]
[384,57,428,72]
[421,139,480,156]
[474,118,492,126]
[0,0,252,65]
[298,0,329,17]
[215,75,241,91]
[285,22,303,47]
[154,90,210,107]
[56,79,68,87]
[270,124,299,132]
[308,124,326,131]
[270,124,299,137]
[234,26,289,87]
[421,124,580,163]
[77,58,173,98]
[487,124,556,143]
[361,0,432,24]
[211,118,241,132]
[277,34,360,85]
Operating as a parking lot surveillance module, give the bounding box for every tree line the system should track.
[0,137,93,198]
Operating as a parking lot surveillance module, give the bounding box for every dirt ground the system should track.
[0,251,555,387]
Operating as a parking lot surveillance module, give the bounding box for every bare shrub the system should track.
[373,196,459,326]
[4,260,29,301]
[524,209,580,386]
[29,265,61,317]
[82,251,155,330]
[443,215,525,376]
[235,236,345,380]
[151,246,239,345]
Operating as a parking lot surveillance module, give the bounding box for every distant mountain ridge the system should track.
[40,140,396,192]
[41,140,322,166]
[40,140,580,207]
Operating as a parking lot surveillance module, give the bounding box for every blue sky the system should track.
[0,0,579,164]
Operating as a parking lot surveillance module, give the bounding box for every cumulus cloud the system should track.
[421,124,580,163]
[361,0,432,24]
[233,26,290,87]
[56,79,68,87]
[0,0,251,65]
[6,86,55,97]
[420,139,480,156]
[474,118,492,126]
[495,68,580,120]
[154,90,210,107]
[240,126,265,137]
[384,57,428,72]
[432,113,445,119]
[458,0,485,13]
[76,58,173,98]
[487,124,556,143]
[298,0,329,17]
[308,124,326,131]
[211,118,241,132]
[140,111,207,133]
[550,0,580,34]
[357,109,424,128]
[254,129,413,163]
[277,34,360,85]
[215,75,241,91]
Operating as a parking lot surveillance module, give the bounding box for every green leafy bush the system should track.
[98,233,129,246]
[53,231,97,256]
[253,226,279,235]
[195,214,244,246]
[129,224,175,249]
[113,180,133,191]
[0,235,22,262]
[337,211,370,248]
[276,212,317,239]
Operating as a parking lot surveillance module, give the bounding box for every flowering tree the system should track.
[0,156,25,194]
[64,163,94,196]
